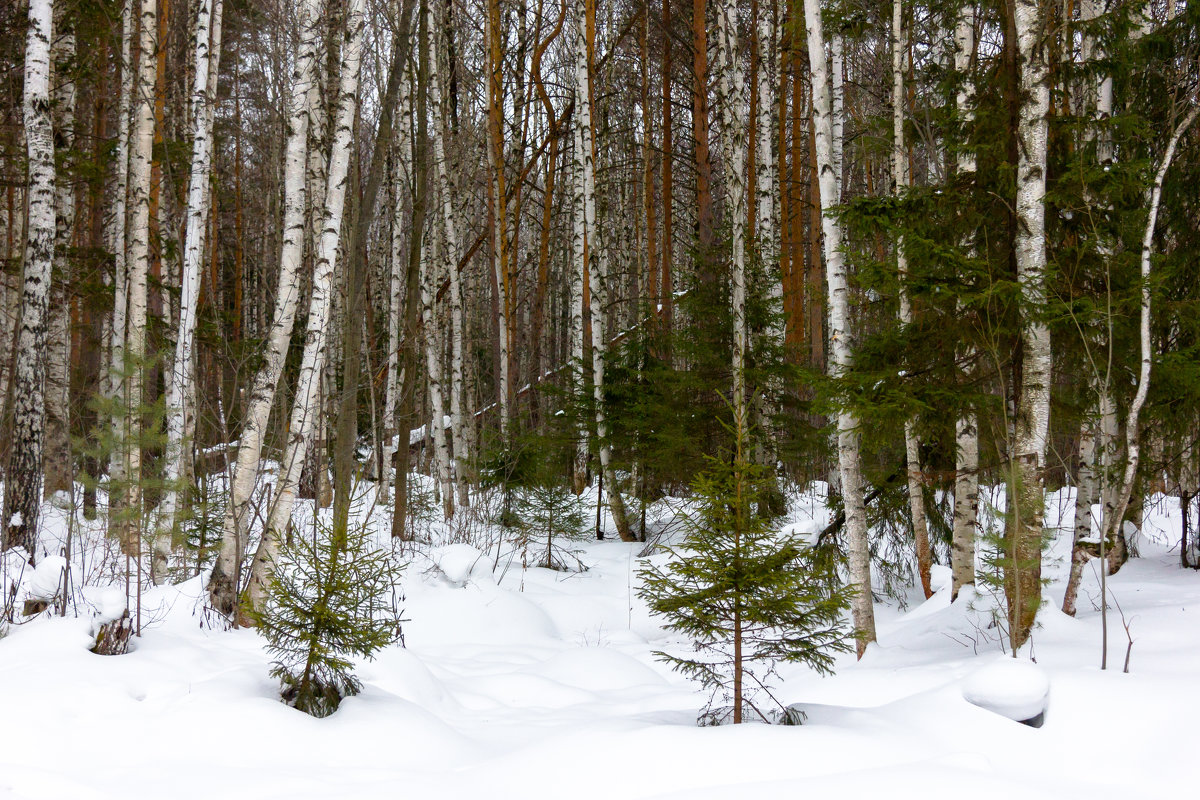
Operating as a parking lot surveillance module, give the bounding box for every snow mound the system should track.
[27,556,67,601]
[433,544,492,586]
[962,658,1049,724]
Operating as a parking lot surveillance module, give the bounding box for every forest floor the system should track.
[0,479,1195,799]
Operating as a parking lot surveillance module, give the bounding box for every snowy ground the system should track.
[0,483,1195,799]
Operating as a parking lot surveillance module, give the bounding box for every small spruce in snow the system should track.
[251,517,405,718]
[638,428,851,724]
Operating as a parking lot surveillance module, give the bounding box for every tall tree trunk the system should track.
[431,7,469,509]
[891,0,932,599]
[691,0,714,256]
[158,0,225,581]
[121,0,158,562]
[950,0,979,602]
[2,0,56,560]
[715,0,747,431]
[1062,416,1096,615]
[208,0,322,616]
[393,1,430,540]
[487,0,511,441]
[803,0,876,655]
[106,0,135,483]
[574,0,632,540]
[45,11,75,499]
[1006,0,1052,650]
[245,0,367,614]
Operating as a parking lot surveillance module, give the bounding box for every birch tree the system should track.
[891,0,932,599]
[1006,0,1052,649]
[2,0,55,559]
[431,7,469,510]
[574,0,632,541]
[803,0,876,654]
[951,0,979,601]
[208,0,323,616]
[45,9,75,499]
[105,0,135,457]
[120,0,158,553]
[158,0,225,578]
[246,0,366,613]
[715,0,748,430]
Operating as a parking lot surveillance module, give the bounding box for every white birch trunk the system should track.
[1007,0,1052,648]
[570,121,588,495]
[1062,417,1096,615]
[246,0,366,612]
[429,11,469,509]
[122,0,158,558]
[45,14,75,499]
[207,0,323,615]
[107,0,136,479]
[421,224,454,520]
[2,0,55,560]
[830,32,845,202]
[1100,101,1199,573]
[715,0,748,428]
[575,0,631,540]
[804,0,876,654]
[158,0,225,580]
[383,51,414,496]
[755,1,780,349]
[891,0,932,599]
[951,0,978,601]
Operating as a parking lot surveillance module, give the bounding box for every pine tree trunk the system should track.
[2,0,56,561]
[1006,0,1052,650]
[803,0,876,655]
[208,0,323,616]
[158,0,225,581]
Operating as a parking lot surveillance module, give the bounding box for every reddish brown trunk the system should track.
[661,0,674,335]
[692,0,713,255]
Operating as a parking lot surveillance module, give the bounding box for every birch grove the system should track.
[0,0,1195,666]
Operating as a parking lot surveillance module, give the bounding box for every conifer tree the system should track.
[639,416,849,724]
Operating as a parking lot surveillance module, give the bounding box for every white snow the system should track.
[962,657,1050,721]
[26,556,66,601]
[0,483,1195,799]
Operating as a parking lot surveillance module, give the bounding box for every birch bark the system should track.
[245,0,366,612]
[574,0,632,540]
[158,0,225,578]
[121,0,158,556]
[2,0,55,560]
[715,0,748,428]
[106,0,135,460]
[430,11,469,509]
[891,0,933,599]
[1007,0,1052,649]
[950,0,979,601]
[208,0,322,615]
[803,0,876,654]
[45,13,75,499]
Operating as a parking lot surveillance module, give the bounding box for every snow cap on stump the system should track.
[962,658,1049,727]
